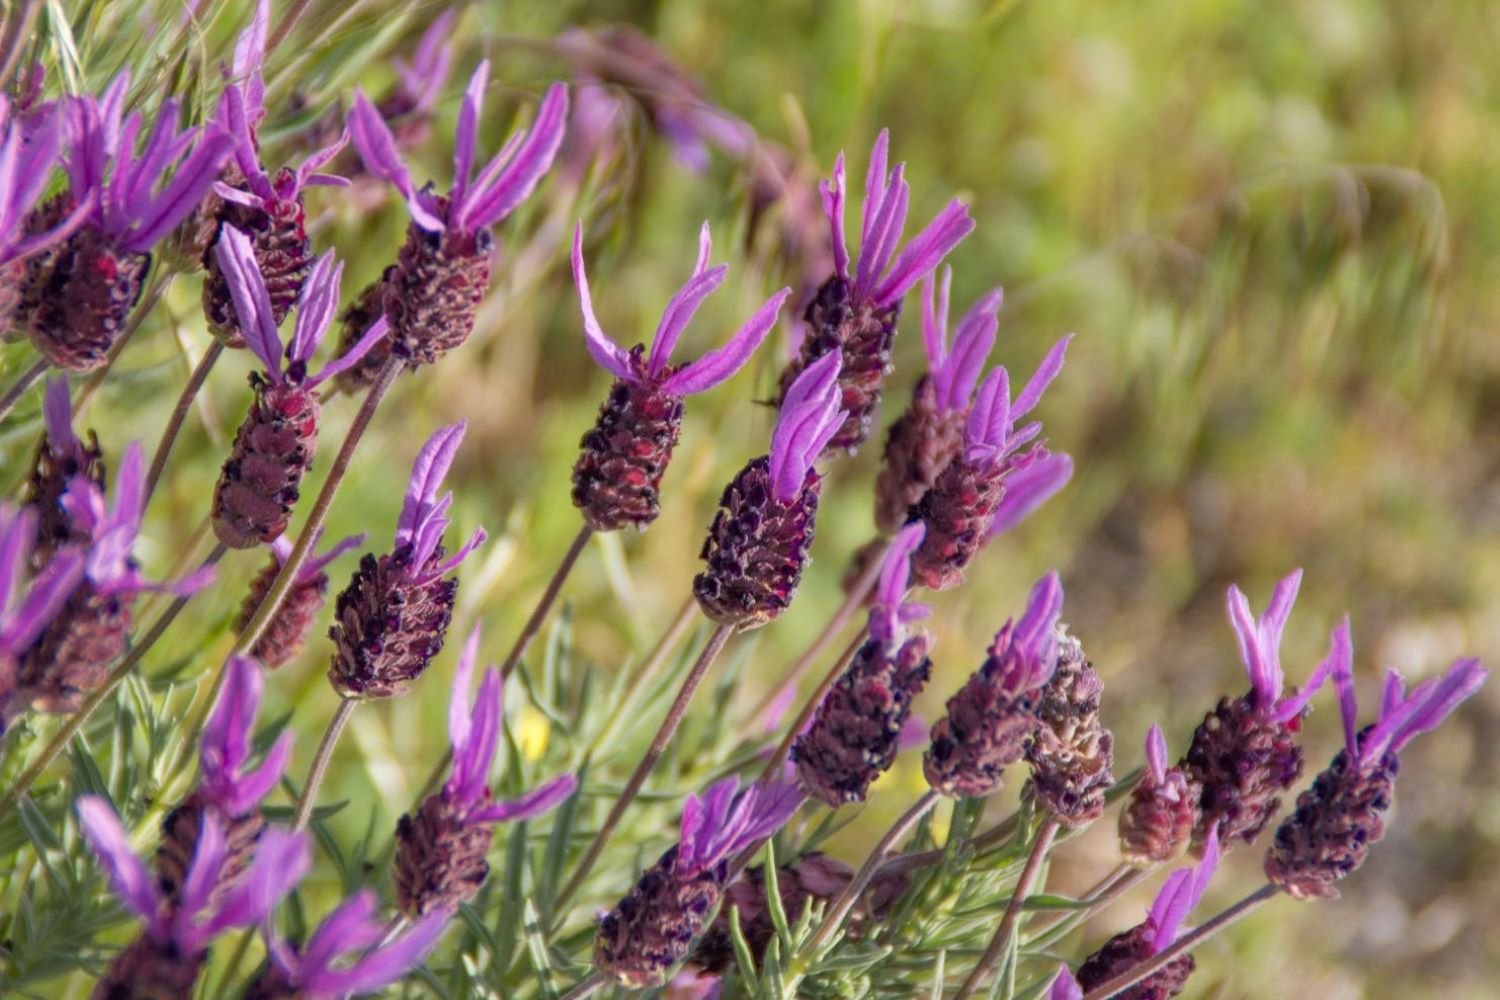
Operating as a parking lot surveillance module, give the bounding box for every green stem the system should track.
[955,817,1061,1000]
[0,358,47,425]
[291,698,358,831]
[557,972,605,1000]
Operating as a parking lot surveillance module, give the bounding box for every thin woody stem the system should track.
[955,817,1061,1000]
[145,340,224,501]
[585,595,697,758]
[0,544,229,818]
[747,535,890,724]
[266,0,318,54]
[292,697,358,831]
[876,808,1023,879]
[803,789,941,957]
[0,0,42,90]
[0,358,47,424]
[557,972,605,1000]
[1028,863,1148,949]
[554,622,734,913]
[759,629,864,781]
[1080,884,1280,1000]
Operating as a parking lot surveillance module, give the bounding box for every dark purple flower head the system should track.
[199,655,291,817]
[63,73,234,254]
[1328,619,1487,769]
[263,889,447,999]
[393,423,487,584]
[350,61,568,235]
[573,221,790,394]
[61,444,214,598]
[215,224,384,386]
[76,796,307,952]
[392,11,458,120]
[1,100,90,265]
[675,776,802,878]
[987,570,1066,695]
[768,350,845,501]
[443,626,579,823]
[920,268,1001,415]
[963,336,1072,468]
[866,522,931,646]
[821,130,974,309]
[1049,966,1084,1000]
[1145,824,1220,952]
[0,504,84,660]
[1225,569,1334,721]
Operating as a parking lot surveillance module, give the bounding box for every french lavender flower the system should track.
[1025,629,1115,827]
[200,2,349,347]
[393,627,576,918]
[234,530,365,668]
[924,571,1064,798]
[794,523,934,805]
[873,268,1000,534]
[0,98,90,336]
[776,130,975,455]
[1119,725,1200,867]
[341,61,568,379]
[209,226,384,548]
[76,797,307,998]
[595,776,803,988]
[693,351,845,629]
[571,221,790,531]
[246,889,447,999]
[0,505,84,725]
[328,423,485,698]
[1179,569,1335,852]
[909,339,1074,591]
[20,74,232,370]
[155,654,291,906]
[22,378,105,569]
[7,445,211,724]
[1266,622,1486,900]
[1074,826,1222,1000]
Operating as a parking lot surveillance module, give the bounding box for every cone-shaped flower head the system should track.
[234,530,365,669]
[395,627,577,918]
[77,796,307,996]
[595,776,803,988]
[21,75,232,371]
[200,1,349,346]
[11,446,211,722]
[571,221,790,531]
[0,504,84,724]
[251,890,447,999]
[1025,630,1115,827]
[777,130,976,455]
[924,571,1064,798]
[1266,621,1486,900]
[1076,827,1221,1000]
[908,339,1073,591]
[22,377,104,571]
[328,423,485,699]
[872,269,1002,532]
[1180,569,1335,852]
[795,524,934,805]
[1119,724,1200,866]
[693,351,845,629]
[346,63,568,369]
[210,226,384,548]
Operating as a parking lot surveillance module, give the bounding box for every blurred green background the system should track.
[3,0,1496,996]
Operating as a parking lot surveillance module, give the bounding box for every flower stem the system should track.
[0,358,47,424]
[558,972,605,1000]
[292,697,358,831]
[955,817,1061,1000]
[759,629,865,782]
[0,0,42,90]
[553,621,733,913]
[803,789,941,958]
[746,535,890,725]
[0,544,228,818]
[1080,884,1280,1000]
[1028,863,1147,950]
[144,340,223,501]
[584,595,697,759]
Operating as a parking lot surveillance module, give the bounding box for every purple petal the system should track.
[1145,724,1168,785]
[819,151,849,279]
[716,779,803,861]
[963,366,1011,462]
[225,731,291,816]
[1049,966,1084,1000]
[300,533,365,582]
[571,223,637,382]
[0,505,31,618]
[646,265,728,377]
[1384,657,1488,758]
[768,351,843,500]
[202,654,259,785]
[317,908,448,996]
[396,423,466,548]
[1014,571,1064,669]
[871,198,975,307]
[425,525,487,579]
[41,376,76,453]
[214,224,284,378]
[450,61,489,218]
[289,250,342,364]
[1226,584,1274,704]
[348,91,440,232]
[446,625,482,765]
[868,523,927,644]
[309,315,388,388]
[659,287,790,396]
[920,268,951,373]
[451,667,503,808]
[678,777,737,870]
[122,130,236,253]
[300,890,384,981]
[858,130,891,257]
[460,82,569,230]
[935,288,1001,412]
[1010,334,1072,421]
[198,827,310,942]
[855,163,908,297]
[1147,869,1194,953]
[231,0,270,117]
[76,796,160,927]
[471,772,578,825]
[176,810,228,925]
[1275,614,1348,726]
[988,452,1073,536]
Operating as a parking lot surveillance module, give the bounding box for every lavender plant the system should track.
[0,6,1488,1000]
